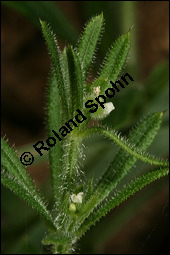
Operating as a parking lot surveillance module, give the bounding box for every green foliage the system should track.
[77,13,104,73]
[40,20,69,118]
[65,46,85,116]
[47,73,64,202]
[77,166,168,238]
[75,112,167,226]
[1,14,169,254]
[1,138,55,231]
[92,31,131,94]
[81,123,168,167]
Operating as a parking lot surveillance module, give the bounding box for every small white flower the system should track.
[103,102,115,115]
[93,86,101,95]
[91,102,115,120]
[71,192,84,204]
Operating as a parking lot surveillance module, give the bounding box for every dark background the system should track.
[1,1,169,254]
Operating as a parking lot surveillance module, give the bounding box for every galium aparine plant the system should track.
[1,14,169,254]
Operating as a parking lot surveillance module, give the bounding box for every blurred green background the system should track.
[1,1,169,254]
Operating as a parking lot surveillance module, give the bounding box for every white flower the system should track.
[71,192,84,204]
[103,102,115,115]
[93,86,101,95]
[91,102,115,120]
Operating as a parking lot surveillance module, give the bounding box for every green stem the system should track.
[52,243,72,254]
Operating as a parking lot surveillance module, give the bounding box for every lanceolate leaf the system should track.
[77,13,104,74]
[47,73,64,203]
[61,136,83,198]
[2,170,55,230]
[2,138,36,190]
[81,127,168,167]
[1,138,55,230]
[95,112,165,199]
[100,31,130,80]
[78,112,165,223]
[65,46,85,117]
[92,31,131,94]
[77,167,169,238]
[62,48,72,117]
[40,20,68,118]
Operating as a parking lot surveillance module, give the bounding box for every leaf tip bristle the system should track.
[39,19,45,27]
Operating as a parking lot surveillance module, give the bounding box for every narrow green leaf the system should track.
[92,30,131,94]
[47,73,64,203]
[61,49,90,208]
[65,46,85,117]
[81,127,168,167]
[78,112,165,224]
[1,138,55,230]
[61,136,83,196]
[2,170,55,230]
[81,1,123,58]
[100,30,130,80]
[77,13,104,73]
[1,138,36,190]
[40,20,68,118]
[95,112,165,200]
[62,48,72,117]
[77,167,169,238]
[85,177,94,201]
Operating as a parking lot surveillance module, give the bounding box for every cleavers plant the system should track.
[1,14,169,254]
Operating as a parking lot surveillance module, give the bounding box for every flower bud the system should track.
[69,203,76,212]
[92,102,115,120]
